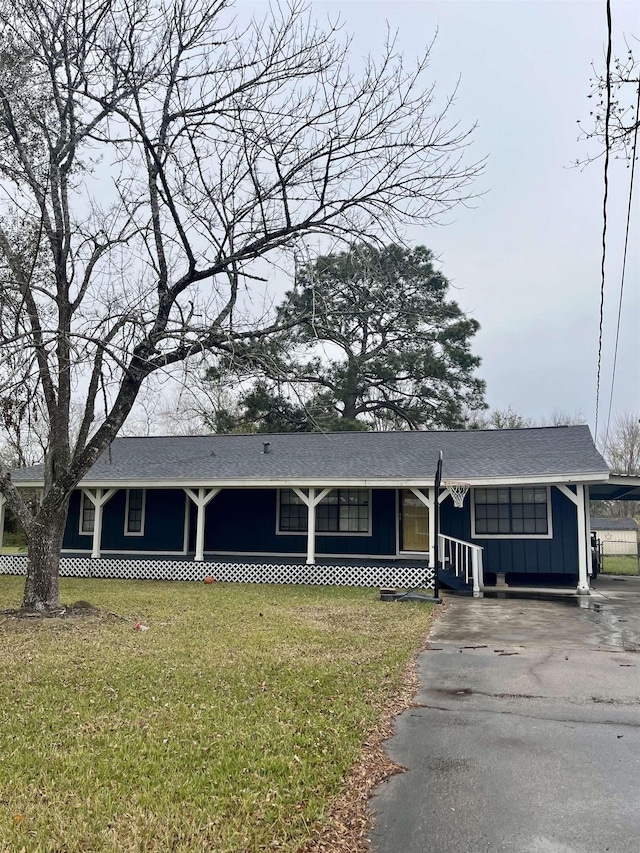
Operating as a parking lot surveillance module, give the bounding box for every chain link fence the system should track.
[593,536,640,576]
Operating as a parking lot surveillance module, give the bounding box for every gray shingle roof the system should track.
[590,517,638,531]
[12,425,608,485]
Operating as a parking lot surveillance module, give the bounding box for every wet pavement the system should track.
[369,576,640,853]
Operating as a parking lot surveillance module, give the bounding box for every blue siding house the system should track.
[4,426,623,595]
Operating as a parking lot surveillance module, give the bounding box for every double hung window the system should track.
[278,489,370,534]
[80,493,95,534]
[125,489,145,535]
[473,487,549,536]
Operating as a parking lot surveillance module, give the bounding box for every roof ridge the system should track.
[110,424,586,441]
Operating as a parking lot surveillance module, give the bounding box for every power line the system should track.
[603,79,640,451]
[594,0,613,444]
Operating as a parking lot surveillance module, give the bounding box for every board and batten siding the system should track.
[63,489,187,553]
[440,487,579,579]
[196,488,397,556]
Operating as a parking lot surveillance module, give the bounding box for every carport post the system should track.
[556,484,591,595]
[576,484,590,595]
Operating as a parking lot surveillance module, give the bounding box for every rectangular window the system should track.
[125,489,145,535]
[473,487,549,537]
[80,492,95,534]
[278,489,370,534]
[279,488,308,532]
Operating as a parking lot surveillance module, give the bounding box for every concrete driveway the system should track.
[369,576,640,853]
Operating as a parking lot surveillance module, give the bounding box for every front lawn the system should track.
[0,576,434,852]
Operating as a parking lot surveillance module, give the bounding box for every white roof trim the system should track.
[13,472,611,489]
[605,474,640,487]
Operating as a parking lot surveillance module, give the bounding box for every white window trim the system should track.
[470,486,554,540]
[79,491,95,535]
[275,488,373,538]
[124,488,146,537]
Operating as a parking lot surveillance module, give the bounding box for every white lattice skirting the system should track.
[0,554,435,589]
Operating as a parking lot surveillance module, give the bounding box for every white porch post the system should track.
[195,489,207,562]
[0,493,5,555]
[306,487,316,565]
[184,488,220,561]
[556,484,590,595]
[82,488,117,559]
[92,489,104,559]
[292,487,332,566]
[471,549,481,597]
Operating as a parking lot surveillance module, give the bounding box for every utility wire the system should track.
[603,79,640,451]
[594,0,613,443]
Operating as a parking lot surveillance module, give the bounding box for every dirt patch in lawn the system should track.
[0,600,125,622]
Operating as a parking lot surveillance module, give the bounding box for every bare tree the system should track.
[0,217,49,467]
[537,409,586,427]
[120,373,223,437]
[466,406,532,430]
[593,412,640,519]
[578,44,639,162]
[467,407,588,430]
[603,412,640,475]
[0,0,481,610]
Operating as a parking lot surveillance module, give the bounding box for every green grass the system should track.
[601,554,639,576]
[0,576,434,852]
[1,544,27,554]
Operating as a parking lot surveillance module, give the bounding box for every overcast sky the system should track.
[301,0,639,437]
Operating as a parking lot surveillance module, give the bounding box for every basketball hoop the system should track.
[443,481,470,509]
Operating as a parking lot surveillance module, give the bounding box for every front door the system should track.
[400,489,430,552]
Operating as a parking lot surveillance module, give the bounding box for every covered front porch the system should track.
[1,476,622,596]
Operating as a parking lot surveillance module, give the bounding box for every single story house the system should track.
[2,425,638,595]
[590,517,639,556]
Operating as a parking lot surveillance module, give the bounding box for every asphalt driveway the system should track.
[369,576,640,853]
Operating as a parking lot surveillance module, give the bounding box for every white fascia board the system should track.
[605,474,640,487]
[13,471,611,490]
[49,472,611,489]
[471,473,610,487]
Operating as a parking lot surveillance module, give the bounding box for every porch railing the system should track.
[438,534,484,596]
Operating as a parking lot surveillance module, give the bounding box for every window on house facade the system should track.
[125,489,145,535]
[473,487,549,536]
[278,489,370,534]
[80,492,95,534]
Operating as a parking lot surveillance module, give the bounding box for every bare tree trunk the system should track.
[22,505,68,612]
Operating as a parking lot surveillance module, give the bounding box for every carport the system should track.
[590,473,640,503]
